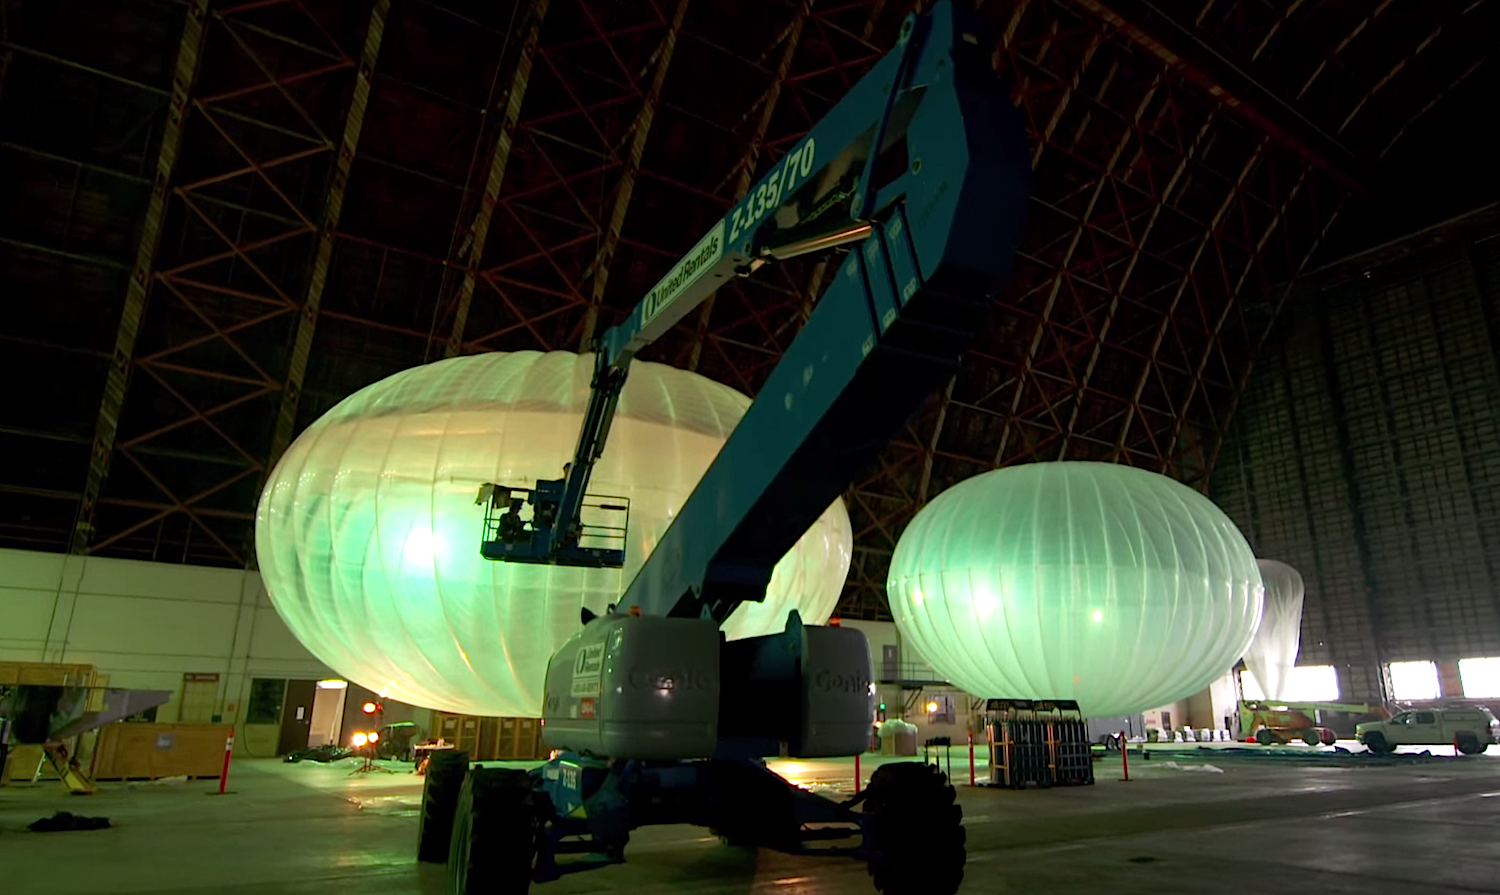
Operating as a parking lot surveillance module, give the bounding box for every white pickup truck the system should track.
[1356,707,1500,754]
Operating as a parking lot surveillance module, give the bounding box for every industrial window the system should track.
[1458,657,1500,698]
[246,678,287,724]
[1388,661,1441,700]
[925,694,956,725]
[1241,665,1340,702]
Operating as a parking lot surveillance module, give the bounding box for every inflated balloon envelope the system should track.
[255,351,852,717]
[887,461,1265,718]
[1242,559,1306,701]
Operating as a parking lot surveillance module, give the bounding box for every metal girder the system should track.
[685,0,815,373]
[1052,74,1183,459]
[464,2,688,353]
[1292,0,1394,104]
[71,1,364,565]
[2,41,170,97]
[1111,135,1269,467]
[69,0,210,555]
[1377,55,1492,162]
[1164,162,1314,474]
[989,34,1129,466]
[263,0,390,488]
[681,0,901,398]
[0,236,131,270]
[443,0,551,358]
[915,375,955,503]
[986,30,1220,469]
[834,0,1354,616]
[575,0,691,350]
[0,39,10,103]
[1204,202,1345,478]
[1073,0,1365,189]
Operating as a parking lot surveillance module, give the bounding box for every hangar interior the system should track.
[3,0,1500,893]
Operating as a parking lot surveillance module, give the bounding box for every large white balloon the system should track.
[887,462,1264,718]
[1242,559,1305,701]
[256,351,852,717]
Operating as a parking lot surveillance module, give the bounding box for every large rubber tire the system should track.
[447,767,542,895]
[416,749,470,863]
[1301,730,1321,746]
[1361,732,1392,754]
[1455,733,1484,755]
[863,762,965,895]
[1255,728,1276,746]
[1320,731,1338,746]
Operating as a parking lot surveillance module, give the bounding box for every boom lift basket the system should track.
[477,482,629,568]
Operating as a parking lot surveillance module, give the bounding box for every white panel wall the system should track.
[838,619,985,747]
[0,547,333,748]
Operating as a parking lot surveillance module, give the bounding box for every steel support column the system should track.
[576,0,690,350]
[69,0,210,555]
[443,0,551,357]
[263,0,390,482]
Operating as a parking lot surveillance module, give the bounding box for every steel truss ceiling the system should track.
[1,0,1494,619]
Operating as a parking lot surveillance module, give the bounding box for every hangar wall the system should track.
[4,543,1234,754]
[1212,221,1500,703]
[0,547,334,754]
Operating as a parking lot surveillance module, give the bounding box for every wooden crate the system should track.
[90,723,232,780]
[0,662,97,687]
[434,713,482,755]
[434,714,542,761]
[493,717,542,760]
[2,744,47,785]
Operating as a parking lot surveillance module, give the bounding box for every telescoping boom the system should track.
[479,5,1031,632]
[447,6,1033,892]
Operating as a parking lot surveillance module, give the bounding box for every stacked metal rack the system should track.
[983,699,1096,789]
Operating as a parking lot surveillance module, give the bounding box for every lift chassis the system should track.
[426,3,1032,893]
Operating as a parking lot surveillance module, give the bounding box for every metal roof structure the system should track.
[2,0,1496,619]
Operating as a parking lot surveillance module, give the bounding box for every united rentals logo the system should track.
[640,222,725,328]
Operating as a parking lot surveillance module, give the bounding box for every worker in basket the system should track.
[498,498,527,543]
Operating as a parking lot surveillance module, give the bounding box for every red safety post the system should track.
[968,729,976,786]
[219,731,234,793]
[208,730,235,796]
[1119,730,1131,782]
[854,752,862,794]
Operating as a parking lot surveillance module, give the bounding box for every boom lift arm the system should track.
[449,5,1033,894]
[479,6,1030,627]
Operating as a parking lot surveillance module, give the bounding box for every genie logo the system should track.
[627,667,715,691]
[813,668,873,695]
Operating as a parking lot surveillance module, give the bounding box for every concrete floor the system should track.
[3,745,1500,894]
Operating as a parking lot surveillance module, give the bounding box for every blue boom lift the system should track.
[430,3,1032,892]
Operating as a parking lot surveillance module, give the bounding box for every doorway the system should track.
[307,680,348,747]
[275,679,318,755]
[179,673,220,723]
